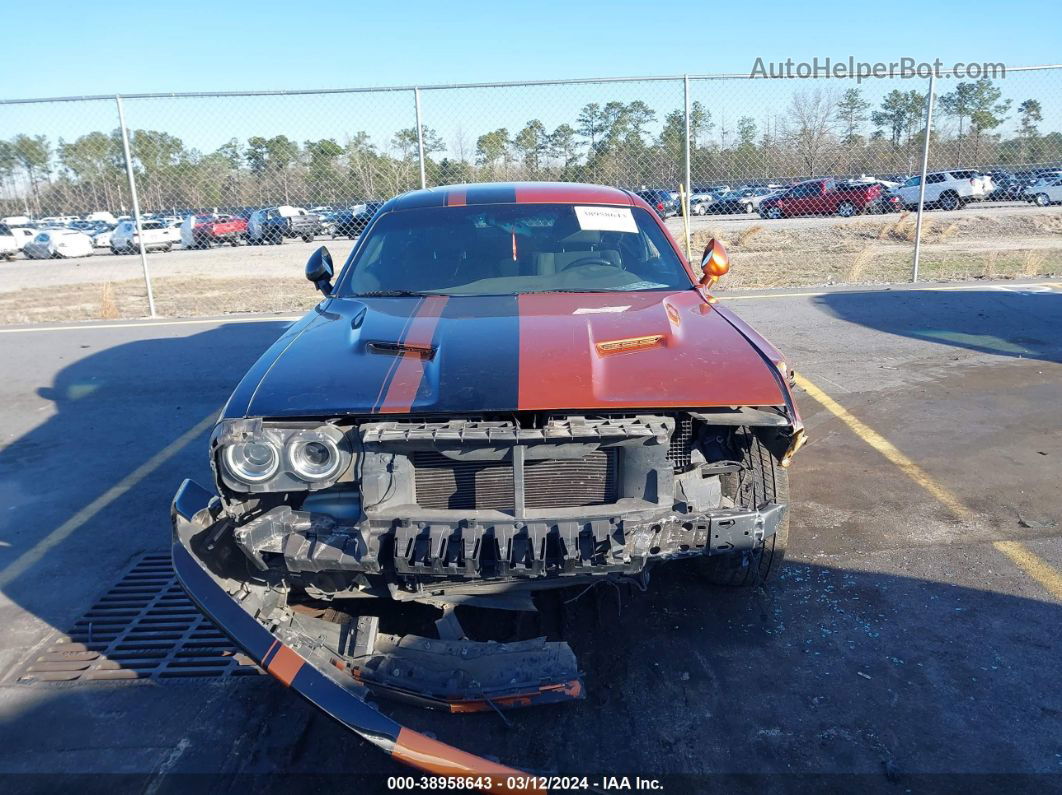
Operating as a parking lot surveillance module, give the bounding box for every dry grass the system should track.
[844,247,876,283]
[98,283,120,320]
[735,224,765,246]
[1021,249,1048,276]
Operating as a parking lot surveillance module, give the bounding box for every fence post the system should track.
[683,74,692,260]
[115,94,156,318]
[414,88,427,189]
[911,73,936,283]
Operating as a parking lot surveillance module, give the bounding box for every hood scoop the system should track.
[367,341,437,360]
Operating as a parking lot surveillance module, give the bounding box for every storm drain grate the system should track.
[11,553,262,684]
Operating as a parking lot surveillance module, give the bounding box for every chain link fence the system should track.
[1,65,1060,321]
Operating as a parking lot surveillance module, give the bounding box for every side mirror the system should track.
[699,238,730,288]
[306,246,334,293]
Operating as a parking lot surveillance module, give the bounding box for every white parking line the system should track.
[0,315,301,335]
[718,281,1061,301]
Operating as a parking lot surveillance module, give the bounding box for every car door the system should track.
[785,182,817,216]
[897,175,920,204]
[924,173,947,202]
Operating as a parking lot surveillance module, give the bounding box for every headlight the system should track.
[212,420,351,493]
[223,440,280,483]
[287,431,341,481]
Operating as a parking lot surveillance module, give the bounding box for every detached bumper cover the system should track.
[171,479,566,788]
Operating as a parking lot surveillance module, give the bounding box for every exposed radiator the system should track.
[413,449,618,510]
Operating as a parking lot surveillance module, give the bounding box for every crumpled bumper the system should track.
[172,479,565,789]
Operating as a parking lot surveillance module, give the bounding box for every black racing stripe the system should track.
[392,189,448,210]
[464,184,518,205]
[413,295,520,413]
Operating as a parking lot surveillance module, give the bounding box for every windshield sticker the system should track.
[573,305,630,314]
[574,206,638,233]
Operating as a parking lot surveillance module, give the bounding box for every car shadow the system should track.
[0,560,1058,789]
[813,286,1062,364]
[0,320,294,633]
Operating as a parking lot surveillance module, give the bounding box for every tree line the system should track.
[1,79,1058,217]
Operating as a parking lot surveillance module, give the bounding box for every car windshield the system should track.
[337,203,693,296]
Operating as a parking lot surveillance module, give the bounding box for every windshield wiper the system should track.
[353,289,433,297]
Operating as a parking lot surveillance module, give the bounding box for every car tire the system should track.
[110,247,120,256]
[766,206,783,220]
[1035,193,1050,207]
[162,244,172,253]
[302,234,314,243]
[694,430,789,587]
[742,203,753,214]
[837,201,856,217]
[938,192,961,211]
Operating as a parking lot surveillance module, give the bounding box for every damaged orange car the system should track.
[172,182,805,779]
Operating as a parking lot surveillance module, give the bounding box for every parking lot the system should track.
[0,278,1059,789]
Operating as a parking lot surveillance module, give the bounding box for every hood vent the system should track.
[367,341,437,360]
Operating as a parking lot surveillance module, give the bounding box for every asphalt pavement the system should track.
[0,279,1059,792]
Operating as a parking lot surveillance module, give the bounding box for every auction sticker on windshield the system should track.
[574,206,638,233]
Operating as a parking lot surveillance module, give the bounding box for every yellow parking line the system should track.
[993,541,1062,600]
[0,316,301,335]
[718,281,1060,302]
[794,373,1062,600]
[0,410,218,590]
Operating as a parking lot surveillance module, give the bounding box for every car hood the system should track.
[231,291,785,418]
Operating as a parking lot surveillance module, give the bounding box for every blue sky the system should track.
[4,0,1059,98]
[1,1,1059,165]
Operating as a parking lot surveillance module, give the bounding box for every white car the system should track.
[894,170,992,211]
[1024,176,1062,206]
[8,226,37,250]
[23,229,94,259]
[85,211,118,225]
[0,223,20,260]
[92,227,116,248]
[110,219,181,253]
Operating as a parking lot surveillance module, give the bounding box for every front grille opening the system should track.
[667,415,695,471]
[413,450,618,510]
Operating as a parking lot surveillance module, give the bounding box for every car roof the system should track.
[384,182,637,213]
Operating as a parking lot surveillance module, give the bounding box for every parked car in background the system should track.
[893,171,991,211]
[111,219,181,253]
[704,187,778,215]
[8,226,38,250]
[181,214,248,248]
[247,206,322,244]
[0,224,20,260]
[92,224,117,249]
[759,178,885,218]
[634,189,678,218]
[24,229,94,259]
[1,215,32,227]
[1023,175,1062,206]
[331,201,384,238]
[85,211,118,225]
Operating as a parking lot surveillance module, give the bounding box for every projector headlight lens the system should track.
[287,433,341,481]
[223,441,280,483]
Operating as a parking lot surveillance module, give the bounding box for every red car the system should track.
[185,213,248,248]
[172,182,805,777]
[759,178,885,218]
